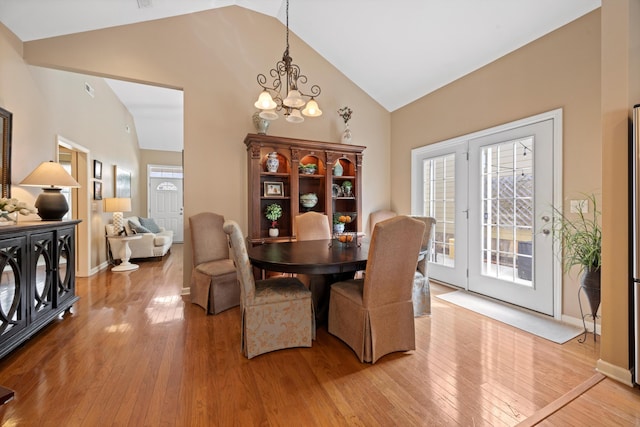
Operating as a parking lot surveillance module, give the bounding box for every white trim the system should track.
[596,359,634,387]
[411,108,563,319]
[57,135,92,277]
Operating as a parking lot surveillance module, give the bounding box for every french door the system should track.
[412,110,561,316]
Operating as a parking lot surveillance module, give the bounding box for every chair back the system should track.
[189,212,229,266]
[223,220,256,302]
[412,216,436,276]
[369,209,397,235]
[295,212,331,241]
[412,216,436,252]
[363,216,425,307]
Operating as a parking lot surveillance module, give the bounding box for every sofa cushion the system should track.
[129,221,151,234]
[139,217,161,233]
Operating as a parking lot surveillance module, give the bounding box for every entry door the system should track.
[468,119,555,315]
[149,176,184,243]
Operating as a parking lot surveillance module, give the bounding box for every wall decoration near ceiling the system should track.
[115,166,131,198]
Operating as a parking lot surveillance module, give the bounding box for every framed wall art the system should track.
[0,107,12,198]
[115,166,131,198]
[93,160,102,179]
[93,181,102,200]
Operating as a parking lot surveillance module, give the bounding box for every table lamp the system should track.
[19,161,80,221]
[104,197,132,234]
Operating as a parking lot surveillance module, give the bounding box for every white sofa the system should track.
[106,216,173,260]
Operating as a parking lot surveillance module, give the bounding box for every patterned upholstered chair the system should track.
[189,212,239,314]
[223,220,315,359]
[412,216,436,317]
[328,215,425,363]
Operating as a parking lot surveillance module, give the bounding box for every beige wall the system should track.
[0,24,142,272]
[13,6,390,287]
[391,11,602,321]
[597,0,640,385]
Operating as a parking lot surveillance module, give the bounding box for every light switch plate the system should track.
[570,199,588,214]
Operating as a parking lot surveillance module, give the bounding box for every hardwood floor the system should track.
[0,244,638,426]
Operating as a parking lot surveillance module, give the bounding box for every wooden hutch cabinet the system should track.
[244,133,365,245]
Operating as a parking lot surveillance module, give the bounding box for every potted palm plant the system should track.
[265,203,283,237]
[551,193,601,320]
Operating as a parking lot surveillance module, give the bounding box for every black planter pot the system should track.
[580,266,601,316]
[578,266,601,343]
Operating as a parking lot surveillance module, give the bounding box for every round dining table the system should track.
[247,238,370,276]
[247,238,370,325]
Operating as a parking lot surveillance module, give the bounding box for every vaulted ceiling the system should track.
[0,0,601,151]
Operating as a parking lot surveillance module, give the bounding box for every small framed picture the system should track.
[93,160,102,179]
[93,181,102,200]
[264,181,284,197]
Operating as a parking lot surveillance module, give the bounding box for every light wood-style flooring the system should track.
[0,244,639,426]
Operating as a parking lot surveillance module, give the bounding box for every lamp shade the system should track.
[19,161,80,188]
[104,198,132,213]
[302,99,322,117]
[20,161,80,221]
[286,108,304,123]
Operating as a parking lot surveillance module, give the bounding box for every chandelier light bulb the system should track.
[254,90,277,110]
[259,109,279,121]
[302,99,322,117]
[283,89,305,108]
[286,109,304,123]
[252,0,321,123]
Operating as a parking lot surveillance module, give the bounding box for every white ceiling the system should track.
[0,0,601,152]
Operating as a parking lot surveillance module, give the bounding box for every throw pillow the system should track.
[139,217,161,233]
[129,221,151,234]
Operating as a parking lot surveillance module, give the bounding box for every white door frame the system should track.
[411,109,563,319]
[57,135,92,277]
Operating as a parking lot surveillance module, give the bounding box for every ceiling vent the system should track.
[84,82,95,98]
[137,0,152,8]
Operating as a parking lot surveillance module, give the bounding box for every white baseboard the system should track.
[596,359,634,386]
[181,286,190,296]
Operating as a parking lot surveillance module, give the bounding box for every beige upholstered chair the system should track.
[412,216,436,317]
[295,212,332,321]
[189,212,239,314]
[368,209,397,235]
[328,215,425,363]
[295,211,332,241]
[223,220,315,359]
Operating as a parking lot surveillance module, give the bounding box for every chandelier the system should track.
[253,0,322,123]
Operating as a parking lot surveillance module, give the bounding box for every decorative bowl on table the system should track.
[300,193,318,208]
[333,232,359,247]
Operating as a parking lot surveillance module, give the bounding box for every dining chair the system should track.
[295,211,332,241]
[412,216,437,317]
[328,215,425,363]
[189,212,240,314]
[295,211,332,322]
[368,209,397,235]
[223,220,315,359]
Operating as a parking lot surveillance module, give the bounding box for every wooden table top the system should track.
[247,238,369,275]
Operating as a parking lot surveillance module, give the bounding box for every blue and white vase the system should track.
[266,152,279,173]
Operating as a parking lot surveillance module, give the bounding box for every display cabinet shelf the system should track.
[245,134,365,244]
